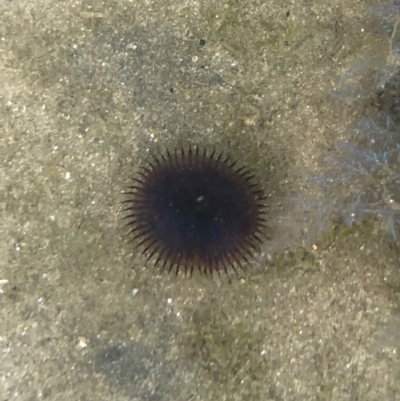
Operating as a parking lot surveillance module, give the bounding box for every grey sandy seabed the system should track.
[1,1,400,400]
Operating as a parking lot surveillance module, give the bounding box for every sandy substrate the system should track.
[1,1,399,400]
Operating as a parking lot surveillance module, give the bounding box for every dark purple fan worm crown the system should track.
[123,146,267,277]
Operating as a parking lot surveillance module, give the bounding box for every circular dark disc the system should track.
[123,146,266,277]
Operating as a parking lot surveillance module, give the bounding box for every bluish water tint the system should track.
[370,1,400,34]
[322,112,400,239]
[313,2,400,241]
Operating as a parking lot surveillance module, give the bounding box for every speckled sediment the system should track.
[0,1,399,400]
